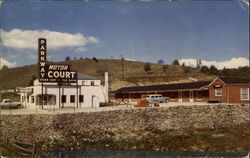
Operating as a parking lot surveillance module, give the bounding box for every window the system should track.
[22,96,26,102]
[27,96,29,103]
[182,91,189,98]
[79,95,84,103]
[50,96,56,105]
[31,96,34,103]
[82,81,86,85]
[91,81,95,86]
[215,88,222,96]
[61,95,66,103]
[70,95,75,103]
[241,88,249,100]
[170,92,178,99]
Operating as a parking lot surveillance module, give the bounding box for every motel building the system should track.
[19,73,109,109]
[112,77,250,105]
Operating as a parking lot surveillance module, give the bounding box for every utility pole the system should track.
[0,56,2,101]
[0,1,3,101]
[121,54,124,78]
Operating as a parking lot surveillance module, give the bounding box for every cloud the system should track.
[0,58,16,68]
[242,0,249,6]
[238,1,249,12]
[178,57,249,69]
[75,47,88,53]
[0,29,99,50]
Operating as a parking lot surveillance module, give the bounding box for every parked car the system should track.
[0,99,23,109]
[146,94,169,103]
[99,101,116,107]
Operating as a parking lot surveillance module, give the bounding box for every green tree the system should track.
[200,65,209,74]
[144,63,151,72]
[157,59,164,65]
[183,66,191,74]
[162,65,168,73]
[221,67,230,76]
[209,65,219,75]
[65,56,71,61]
[196,59,202,70]
[172,59,179,66]
[1,65,8,70]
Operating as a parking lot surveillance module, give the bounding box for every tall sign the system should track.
[38,38,77,83]
[38,38,47,81]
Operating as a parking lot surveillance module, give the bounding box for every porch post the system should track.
[76,82,79,108]
[59,83,61,108]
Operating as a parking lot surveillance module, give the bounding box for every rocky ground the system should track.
[0,105,249,155]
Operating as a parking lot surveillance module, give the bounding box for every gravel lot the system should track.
[0,104,249,153]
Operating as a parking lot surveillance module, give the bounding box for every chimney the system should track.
[104,72,109,102]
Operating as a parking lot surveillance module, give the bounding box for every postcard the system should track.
[0,0,249,157]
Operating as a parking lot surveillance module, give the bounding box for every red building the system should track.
[112,77,249,104]
[208,77,249,104]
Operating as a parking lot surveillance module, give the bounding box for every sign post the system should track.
[38,38,47,109]
[59,83,61,109]
[38,38,78,109]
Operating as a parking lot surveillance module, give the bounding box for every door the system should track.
[91,95,98,108]
[178,91,182,102]
[190,91,193,102]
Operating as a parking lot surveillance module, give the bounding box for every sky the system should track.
[0,0,249,69]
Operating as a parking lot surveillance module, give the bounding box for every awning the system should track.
[36,94,55,97]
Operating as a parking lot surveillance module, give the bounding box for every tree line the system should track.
[153,58,249,77]
[62,56,249,78]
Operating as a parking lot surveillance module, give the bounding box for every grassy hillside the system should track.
[0,59,214,91]
[0,65,38,90]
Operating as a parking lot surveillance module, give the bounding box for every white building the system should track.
[19,73,108,109]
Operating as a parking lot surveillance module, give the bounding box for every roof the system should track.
[114,81,211,94]
[77,73,97,80]
[114,77,250,94]
[218,77,250,85]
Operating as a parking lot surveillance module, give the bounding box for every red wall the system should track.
[170,98,179,102]
[228,85,250,104]
[209,79,228,102]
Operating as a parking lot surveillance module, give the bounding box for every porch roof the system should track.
[114,81,211,94]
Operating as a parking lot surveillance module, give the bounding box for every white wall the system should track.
[20,79,106,109]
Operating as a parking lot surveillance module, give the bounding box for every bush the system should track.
[162,65,168,73]
[157,59,164,65]
[2,65,8,70]
[200,66,209,74]
[183,66,191,74]
[172,59,179,66]
[65,56,71,61]
[209,65,219,75]
[144,63,151,72]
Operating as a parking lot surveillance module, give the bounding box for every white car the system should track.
[146,94,169,103]
[0,99,23,109]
